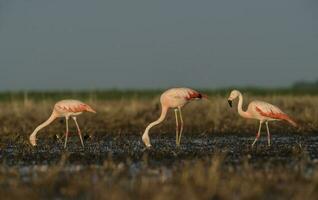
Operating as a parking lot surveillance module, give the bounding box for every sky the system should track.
[0,0,317,91]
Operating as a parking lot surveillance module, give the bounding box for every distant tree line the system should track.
[293,80,318,89]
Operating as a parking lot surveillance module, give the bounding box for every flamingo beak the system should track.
[228,100,232,107]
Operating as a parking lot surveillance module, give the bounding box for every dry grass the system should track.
[0,153,317,200]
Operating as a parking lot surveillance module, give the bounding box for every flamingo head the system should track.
[227,90,241,107]
[29,135,37,146]
[142,134,152,148]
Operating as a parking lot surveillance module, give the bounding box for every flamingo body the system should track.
[54,100,95,116]
[29,99,96,148]
[142,87,207,148]
[227,90,296,147]
[160,88,205,108]
[246,100,297,126]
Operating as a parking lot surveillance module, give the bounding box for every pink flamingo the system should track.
[227,90,297,147]
[29,99,96,148]
[142,88,208,148]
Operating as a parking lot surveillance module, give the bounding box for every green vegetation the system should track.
[0,87,317,102]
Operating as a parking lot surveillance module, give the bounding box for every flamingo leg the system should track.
[64,117,69,148]
[266,122,271,147]
[174,109,179,147]
[72,117,84,148]
[177,107,184,146]
[252,121,263,148]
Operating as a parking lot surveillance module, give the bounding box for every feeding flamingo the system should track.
[227,90,297,148]
[29,99,96,148]
[142,87,208,148]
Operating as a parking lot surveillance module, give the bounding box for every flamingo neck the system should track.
[29,112,57,142]
[142,105,168,147]
[237,93,250,119]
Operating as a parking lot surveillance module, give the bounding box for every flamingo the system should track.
[227,90,297,148]
[29,99,96,148]
[142,87,208,148]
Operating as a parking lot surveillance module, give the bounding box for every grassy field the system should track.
[0,89,318,199]
[0,89,317,141]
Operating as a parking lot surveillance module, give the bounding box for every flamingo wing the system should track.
[182,88,206,100]
[253,101,283,116]
[55,100,94,113]
[185,90,202,100]
[250,101,297,126]
[164,88,207,101]
[161,88,207,108]
[56,104,86,113]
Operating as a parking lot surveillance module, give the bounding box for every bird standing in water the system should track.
[29,99,96,148]
[142,88,208,148]
[227,90,297,148]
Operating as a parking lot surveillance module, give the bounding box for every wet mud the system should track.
[1,134,318,167]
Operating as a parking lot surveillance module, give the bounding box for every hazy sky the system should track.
[0,0,317,91]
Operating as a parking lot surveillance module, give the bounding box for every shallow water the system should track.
[1,134,318,166]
